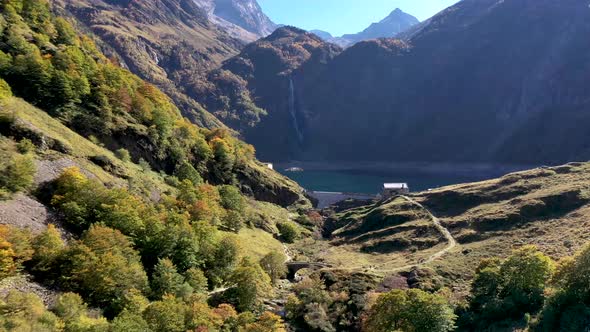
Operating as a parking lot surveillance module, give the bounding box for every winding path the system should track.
[400,195,457,266]
[322,195,457,275]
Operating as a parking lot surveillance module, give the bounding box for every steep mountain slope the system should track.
[0,0,308,208]
[54,0,243,128]
[194,27,342,160]
[339,8,419,46]
[194,0,278,42]
[217,0,590,165]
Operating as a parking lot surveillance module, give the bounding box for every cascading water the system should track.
[288,77,304,144]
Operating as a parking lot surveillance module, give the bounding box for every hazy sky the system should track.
[258,0,461,36]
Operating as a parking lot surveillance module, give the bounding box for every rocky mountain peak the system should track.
[193,0,277,40]
[312,7,419,47]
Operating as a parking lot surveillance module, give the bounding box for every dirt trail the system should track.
[399,195,457,265]
[322,195,457,275]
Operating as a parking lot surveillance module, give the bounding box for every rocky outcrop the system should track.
[193,0,277,41]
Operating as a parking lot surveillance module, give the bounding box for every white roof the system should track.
[383,183,408,189]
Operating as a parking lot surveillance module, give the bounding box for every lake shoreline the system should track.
[274,161,542,177]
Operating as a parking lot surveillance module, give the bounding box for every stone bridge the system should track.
[286,261,332,279]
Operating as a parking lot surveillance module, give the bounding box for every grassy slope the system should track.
[1,97,287,259]
[3,97,165,187]
[306,162,590,296]
[414,162,590,294]
[294,197,445,272]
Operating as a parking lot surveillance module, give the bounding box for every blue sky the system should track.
[258,0,461,36]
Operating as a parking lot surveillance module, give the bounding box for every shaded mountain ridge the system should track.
[205,0,590,165]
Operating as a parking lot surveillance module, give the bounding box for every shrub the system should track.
[115,148,131,162]
[277,222,299,243]
[139,158,151,171]
[259,251,287,285]
[0,78,11,100]
[223,210,244,233]
[461,246,554,329]
[363,289,456,332]
[0,153,36,193]
[228,257,273,312]
[16,138,35,154]
[219,185,244,211]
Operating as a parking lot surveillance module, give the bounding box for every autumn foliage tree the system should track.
[363,289,456,332]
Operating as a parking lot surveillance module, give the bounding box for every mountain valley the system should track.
[2,0,590,331]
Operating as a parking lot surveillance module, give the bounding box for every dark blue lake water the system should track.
[278,168,513,194]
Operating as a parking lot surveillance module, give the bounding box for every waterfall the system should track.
[288,77,304,144]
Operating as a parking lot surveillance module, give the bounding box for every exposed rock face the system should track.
[312,8,419,47]
[209,0,590,166]
[193,0,277,41]
[213,0,277,36]
[340,8,419,46]
[0,194,57,235]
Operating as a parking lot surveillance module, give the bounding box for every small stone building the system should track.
[383,183,410,197]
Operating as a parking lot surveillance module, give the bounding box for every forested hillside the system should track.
[52,0,244,128]
[0,1,311,330]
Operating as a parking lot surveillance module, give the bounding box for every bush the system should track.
[461,246,554,329]
[219,185,244,211]
[175,160,202,185]
[139,158,151,172]
[363,289,456,332]
[0,291,63,331]
[16,138,35,154]
[0,78,11,100]
[0,153,36,193]
[277,222,299,243]
[223,210,244,233]
[259,251,287,285]
[115,148,131,162]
